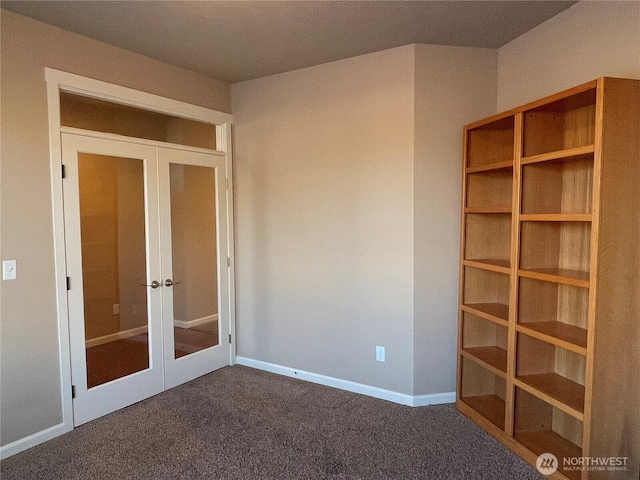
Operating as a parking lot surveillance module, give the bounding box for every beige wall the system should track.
[0,10,231,446]
[231,45,498,396]
[232,46,417,394]
[413,45,497,395]
[497,1,640,111]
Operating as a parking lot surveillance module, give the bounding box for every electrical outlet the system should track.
[113,304,120,315]
[376,346,385,362]
[131,304,138,316]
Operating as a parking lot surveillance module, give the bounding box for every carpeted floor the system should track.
[1,365,542,479]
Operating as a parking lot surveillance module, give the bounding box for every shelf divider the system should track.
[461,347,508,376]
[460,303,509,326]
[462,259,510,274]
[519,214,591,222]
[465,160,513,174]
[521,144,595,165]
[518,268,589,288]
[516,322,587,355]
[464,207,512,214]
[514,374,585,420]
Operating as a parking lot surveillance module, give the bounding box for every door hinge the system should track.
[66,277,71,290]
[227,257,230,268]
[229,334,232,344]
[225,178,229,190]
[71,385,76,399]
[62,165,66,178]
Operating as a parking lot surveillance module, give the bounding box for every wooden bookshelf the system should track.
[457,78,640,479]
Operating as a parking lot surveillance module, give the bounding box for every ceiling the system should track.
[2,1,577,84]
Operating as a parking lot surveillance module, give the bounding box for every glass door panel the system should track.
[78,153,150,387]
[169,163,220,358]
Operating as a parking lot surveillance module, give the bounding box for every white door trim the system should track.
[45,68,236,438]
[60,126,228,157]
[45,68,233,125]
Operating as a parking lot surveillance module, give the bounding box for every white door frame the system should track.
[45,68,236,435]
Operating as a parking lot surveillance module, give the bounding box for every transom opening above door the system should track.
[60,91,217,150]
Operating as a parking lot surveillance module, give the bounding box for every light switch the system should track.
[3,260,17,280]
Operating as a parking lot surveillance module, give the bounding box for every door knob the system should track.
[138,280,160,289]
[164,279,181,287]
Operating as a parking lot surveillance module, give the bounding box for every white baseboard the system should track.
[85,325,149,348]
[235,356,455,407]
[174,314,218,329]
[0,422,69,460]
[413,392,456,406]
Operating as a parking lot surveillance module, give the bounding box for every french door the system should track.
[62,132,229,425]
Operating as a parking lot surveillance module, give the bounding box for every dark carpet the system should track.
[1,365,542,479]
